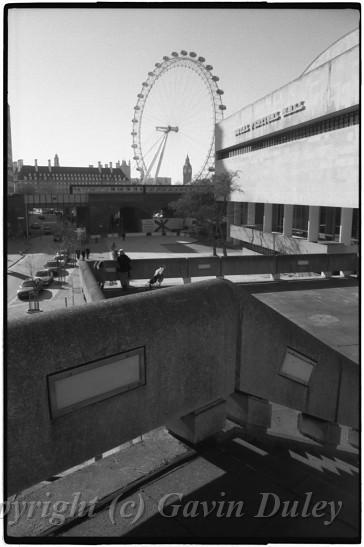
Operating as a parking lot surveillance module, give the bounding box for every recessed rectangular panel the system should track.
[48,348,145,418]
[198,264,212,269]
[280,348,316,385]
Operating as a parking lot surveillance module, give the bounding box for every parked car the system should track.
[38,215,45,220]
[30,223,41,230]
[44,261,61,276]
[34,269,54,287]
[54,253,67,266]
[17,279,42,300]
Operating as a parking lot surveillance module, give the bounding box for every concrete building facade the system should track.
[215,29,359,254]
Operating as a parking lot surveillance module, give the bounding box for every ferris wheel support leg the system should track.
[142,135,166,184]
[154,132,170,183]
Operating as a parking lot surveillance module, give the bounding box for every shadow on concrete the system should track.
[37,290,53,301]
[103,285,173,298]
[120,426,359,541]
[8,271,29,281]
[53,269,69,278]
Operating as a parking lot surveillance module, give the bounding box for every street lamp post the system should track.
[24,205,29,239]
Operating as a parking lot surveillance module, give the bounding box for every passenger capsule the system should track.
[219,105,226,110]
[171,51,179,57]
[205,65,213,71]
[216,89,224,95]
[180,50,188,55]
[198,56,205,63]
[163,56,169,61]
[189,51,197,57]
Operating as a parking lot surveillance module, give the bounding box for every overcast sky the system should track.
[8,6,359,182]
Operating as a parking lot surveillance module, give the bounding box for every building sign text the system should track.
[235,101,306,137]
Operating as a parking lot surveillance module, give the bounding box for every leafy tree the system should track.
[169,170,241,256]
[58,220,78,258]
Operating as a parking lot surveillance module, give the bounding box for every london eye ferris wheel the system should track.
[131,50,226,184]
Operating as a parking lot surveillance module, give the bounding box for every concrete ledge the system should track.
[7,428,192,538]
[167,399,227,444]
[298,413,341,445]
[348,428,359,449]
[227,392,272,429]
[78,261,104,302]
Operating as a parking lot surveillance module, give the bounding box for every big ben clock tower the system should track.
[183,155,192,185]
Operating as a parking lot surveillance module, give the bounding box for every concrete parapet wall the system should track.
[127,257,188,279]
[235,288,359,429]
[187,256,221,278]
[7,280,238,495]
[221,255,276,275]
[86,253,358,286]
[78,261,104,302]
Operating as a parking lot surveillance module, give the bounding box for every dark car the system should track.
[17,279,42,300]
[30,223,41,230]
[34,270,54,287]
[44,261,61,276]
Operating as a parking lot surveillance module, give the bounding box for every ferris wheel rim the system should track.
[131,51,226,183]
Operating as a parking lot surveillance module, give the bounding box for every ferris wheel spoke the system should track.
[179,130,210,150]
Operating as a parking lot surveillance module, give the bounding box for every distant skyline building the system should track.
[13,156,132,194]
[183,155,192,185]
[216,28,359,255]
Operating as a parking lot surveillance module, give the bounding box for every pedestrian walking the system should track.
[94,260,105,289]
[85,248,90,259]
[76,249,81,260]
[122,232,126,241]
[81,249,86,260]
[111,248,118,260]
[148,265,166,289]
[117,249,131,290]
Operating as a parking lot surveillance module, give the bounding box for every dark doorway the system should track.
[118,207,149,233]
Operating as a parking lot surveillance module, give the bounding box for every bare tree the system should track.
[170,170,241,256]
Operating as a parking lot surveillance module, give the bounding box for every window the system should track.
[280,347,316,385]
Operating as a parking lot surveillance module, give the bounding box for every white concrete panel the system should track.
[223,126,359,209]
[216,47,358,151]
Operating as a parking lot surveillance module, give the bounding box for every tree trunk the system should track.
[217,221,227,257]
[211,225,217,256]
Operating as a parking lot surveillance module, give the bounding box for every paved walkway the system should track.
[7,235,265,319]
[11,421,358,540]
